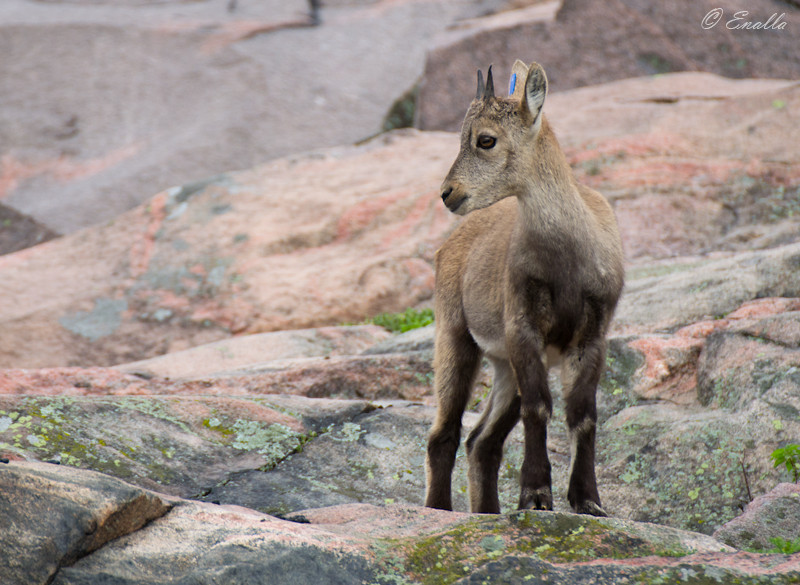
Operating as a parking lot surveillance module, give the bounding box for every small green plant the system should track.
[768,536,800,554]
[369,308,434,333]
[770,444,800,483]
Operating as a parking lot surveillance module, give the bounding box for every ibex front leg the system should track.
[425,328,482,511]
[562,341,607,516]
[507,321,553,511]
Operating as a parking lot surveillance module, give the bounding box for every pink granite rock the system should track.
[0,131,457,368]
[611,297,800,405]
[3,72,800,368]
[0,0,478,235]
[7,461,800,585]
[115,325,391,379]
[714,483,800,551]
[417,0,800,130]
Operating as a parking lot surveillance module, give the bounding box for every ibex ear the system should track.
[519,62,547,128]
[509,59,528,99]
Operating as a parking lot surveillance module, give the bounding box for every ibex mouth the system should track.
[448,199,465,213]
[441,186,465,213]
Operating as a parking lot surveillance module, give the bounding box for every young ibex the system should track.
[425,61,624,516]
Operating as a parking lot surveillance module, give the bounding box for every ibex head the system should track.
[440,61,548,215]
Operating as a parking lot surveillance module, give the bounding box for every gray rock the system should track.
[361,324,435,356]
[0,394,370,499]
[615,242,800,334]
[417,0,800,131]
[0,461,172,585]
[0,0,482,235]
[116,325,391,379]
[0,202,59,256]
[597,401,798,535]
[714,483,800,551]
[54,503,377,585]
[200,402,438,515]
[4,425,800,585]
[697,315,800,411]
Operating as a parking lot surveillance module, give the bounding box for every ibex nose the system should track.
[441,187,453,202]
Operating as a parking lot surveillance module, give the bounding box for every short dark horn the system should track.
[483,65,495,99]
[476,69,485,100]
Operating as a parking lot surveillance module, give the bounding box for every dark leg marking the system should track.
[425,331,482,511]
[563,340,607,516]
[509,339,553,511]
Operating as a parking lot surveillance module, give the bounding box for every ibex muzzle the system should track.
[425,61,624,516]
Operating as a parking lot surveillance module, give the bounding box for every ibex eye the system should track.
[477,135,496,150]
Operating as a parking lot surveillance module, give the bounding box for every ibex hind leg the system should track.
[562,340,608,517]
[465,358,520,513]
[425,330,482,511]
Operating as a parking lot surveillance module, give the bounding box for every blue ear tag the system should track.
[509,73,517,96]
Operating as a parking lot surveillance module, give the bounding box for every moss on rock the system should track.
[375,511,699,585]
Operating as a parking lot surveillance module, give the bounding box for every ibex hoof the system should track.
[518,487,553,511]
[573,500,608,517]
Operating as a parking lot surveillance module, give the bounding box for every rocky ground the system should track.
[0,0,509,236]
[417,0,800,130]
[7,460,800,585]
[2,0,800,584]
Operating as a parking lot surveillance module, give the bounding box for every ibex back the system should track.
[425,61,624,516]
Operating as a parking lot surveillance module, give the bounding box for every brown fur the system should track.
[425,61,624,515]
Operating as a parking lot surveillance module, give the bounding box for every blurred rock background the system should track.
[1,1,799,583]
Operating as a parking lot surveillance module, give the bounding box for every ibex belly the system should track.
[468,322,565,370]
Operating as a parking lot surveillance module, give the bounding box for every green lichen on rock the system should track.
[0,396,323,490]
[0,397,141,480]
[230,420,306,469]
[602,412,759,534]
[376,511,695,585]
[382,84,419,132]
[508,511,692,562]
[116,398,186,429]
[199,412,321,470]
[332,422,365,443]
[399,517,488,585]
[718,177,800,225]
[598,339,645,422]
[202,417,234,436]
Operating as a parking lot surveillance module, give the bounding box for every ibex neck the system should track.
[517,118,584,233]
